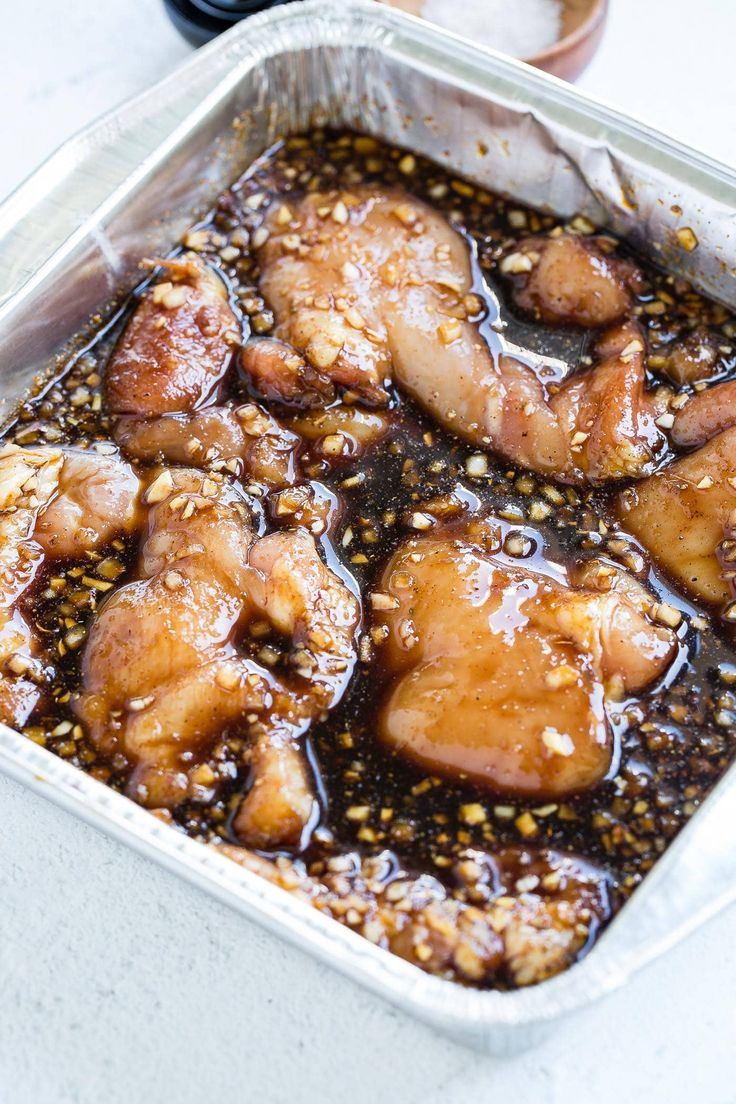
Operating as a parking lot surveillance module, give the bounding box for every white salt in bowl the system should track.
[381,0,609,82]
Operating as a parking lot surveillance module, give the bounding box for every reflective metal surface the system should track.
[0,0,735,1054]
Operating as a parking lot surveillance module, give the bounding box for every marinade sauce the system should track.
[6,129,736,984]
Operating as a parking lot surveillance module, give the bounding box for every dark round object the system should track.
[163,0,292,47]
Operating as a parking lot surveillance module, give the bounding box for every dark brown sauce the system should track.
[9,128,736,919]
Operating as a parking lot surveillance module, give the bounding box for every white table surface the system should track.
[1,2,736,1101]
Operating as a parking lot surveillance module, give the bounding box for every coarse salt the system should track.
[417,0,561,59]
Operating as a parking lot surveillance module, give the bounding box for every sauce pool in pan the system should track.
[3,129,736,989]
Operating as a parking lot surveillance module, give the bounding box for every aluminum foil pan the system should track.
[1,0,735,1055]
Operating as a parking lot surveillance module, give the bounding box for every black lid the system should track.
[163,0,293,47]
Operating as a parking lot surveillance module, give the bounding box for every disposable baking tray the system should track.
[1,0,735,1055]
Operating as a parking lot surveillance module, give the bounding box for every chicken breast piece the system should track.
[472,320,664,483]
[219,842,611,988]
[255,187,661,484]
[76,470,359,846]
[246,528,360,696]
[373,531,675,798]
[286,404,390,459]
[0,445,141,727]
[501,232,642,328]
[258,192,400,404]
[106,254,239,416]
[34,449,141,557]
[671,378,736,450]
[239,337,335,408]
[549,322,666,483]
[0,447,54,722]
[617,427,736,608]
[115,402,300,488]
[234,730,316,851]
[657,328,723,387]
[233,528,360,844]
[76,470,257,804]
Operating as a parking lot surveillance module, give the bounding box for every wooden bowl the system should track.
[380,0,608,83]
[526,0,608,81]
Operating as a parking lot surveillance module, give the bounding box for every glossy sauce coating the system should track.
[4,129,736,991]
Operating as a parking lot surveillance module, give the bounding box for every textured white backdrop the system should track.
[1,2,735,1101]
